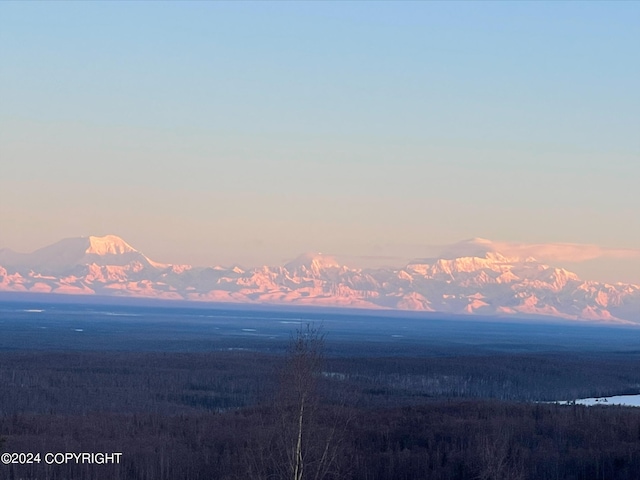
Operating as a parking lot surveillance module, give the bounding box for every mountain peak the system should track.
[86,235,137,256]
[439,238,498,259]
[467,237,494,245]
[285,252,341,272]
[0,235,157,273]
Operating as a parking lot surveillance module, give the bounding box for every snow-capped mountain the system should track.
[1,235,638,324]
[0,235,163,272]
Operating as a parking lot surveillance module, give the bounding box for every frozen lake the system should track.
[556,394,640,407]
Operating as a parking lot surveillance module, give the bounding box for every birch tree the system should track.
[275,324,345,480]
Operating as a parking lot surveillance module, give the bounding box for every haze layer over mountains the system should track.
[0,235,638,324]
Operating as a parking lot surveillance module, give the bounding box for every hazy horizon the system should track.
[2,232,639,285]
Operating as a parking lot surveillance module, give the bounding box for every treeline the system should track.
[2,401,640,480]
[324,352,640,404]
[0,351,278,416]
[2,351,640,416]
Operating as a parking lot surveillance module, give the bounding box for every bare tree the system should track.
[240,323,350,480]
[272,323,347,480]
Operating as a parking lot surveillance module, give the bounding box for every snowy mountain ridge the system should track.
[1,235,638,324]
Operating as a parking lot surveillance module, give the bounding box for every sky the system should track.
[1,1,639,283]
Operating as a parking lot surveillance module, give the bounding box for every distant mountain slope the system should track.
[0,235,164,272]
[1,235,638,324]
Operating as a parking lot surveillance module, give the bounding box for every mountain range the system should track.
[1,235,638,324]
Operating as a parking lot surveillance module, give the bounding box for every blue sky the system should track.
[1,1,639,281]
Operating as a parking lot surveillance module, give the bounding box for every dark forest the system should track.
[2,304,640,479]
